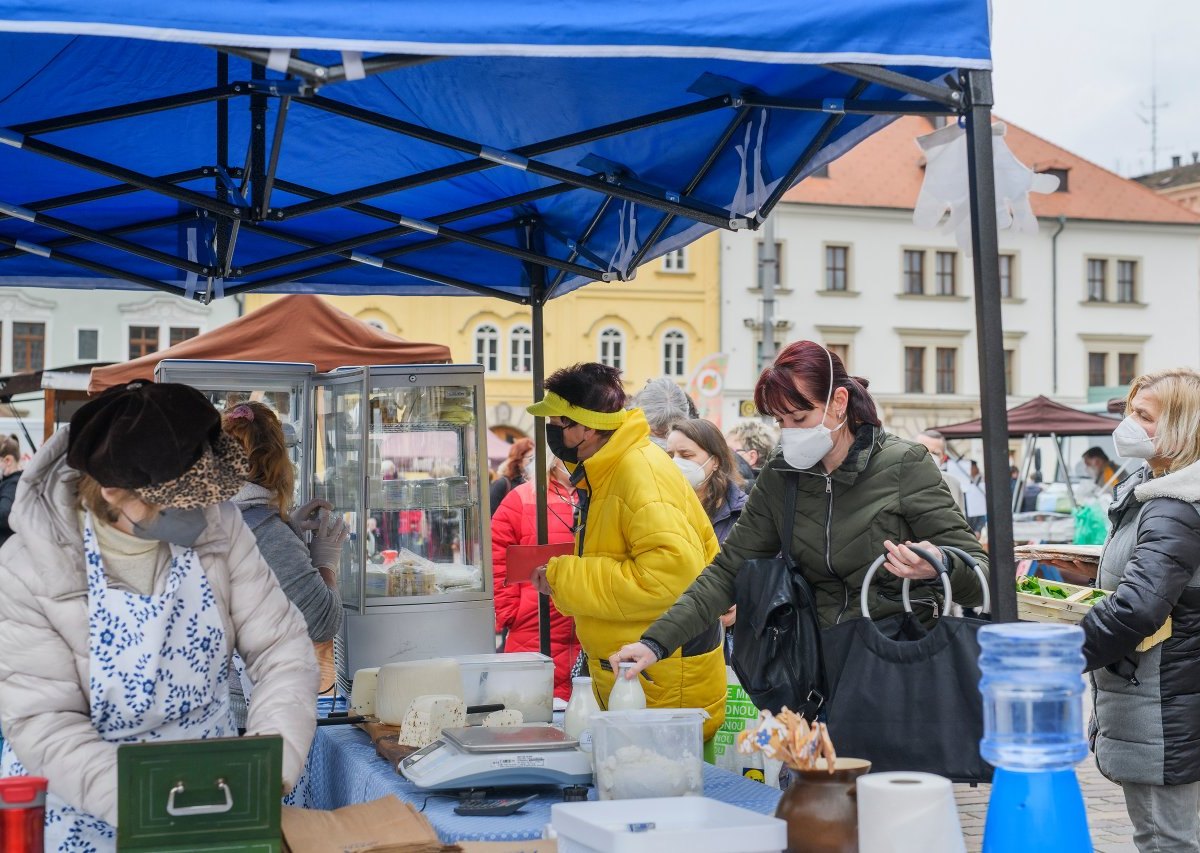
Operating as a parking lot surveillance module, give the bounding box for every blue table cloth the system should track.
[303,726,783,843]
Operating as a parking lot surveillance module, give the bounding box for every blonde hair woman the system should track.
[1073,368,1200,852]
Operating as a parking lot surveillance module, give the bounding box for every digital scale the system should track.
[399,724,594,790]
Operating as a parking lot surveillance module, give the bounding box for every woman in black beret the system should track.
[0,380,317,850]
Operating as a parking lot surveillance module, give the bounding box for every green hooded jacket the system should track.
[643,425,990,655]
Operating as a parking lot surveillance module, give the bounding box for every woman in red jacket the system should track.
[491,455,580,701]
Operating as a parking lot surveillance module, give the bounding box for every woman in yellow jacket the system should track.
[528,363,726,739]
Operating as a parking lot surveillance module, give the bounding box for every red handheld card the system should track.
[505,542,575,585]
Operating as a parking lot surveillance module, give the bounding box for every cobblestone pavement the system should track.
[954,757,1135,852]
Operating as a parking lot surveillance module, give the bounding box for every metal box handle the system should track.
[166,778,233,816]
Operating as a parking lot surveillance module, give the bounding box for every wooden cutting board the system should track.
[356,721,419,766]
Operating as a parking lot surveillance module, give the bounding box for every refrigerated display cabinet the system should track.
[155,360,496,692]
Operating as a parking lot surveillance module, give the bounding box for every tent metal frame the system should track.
[0,52,1017,643]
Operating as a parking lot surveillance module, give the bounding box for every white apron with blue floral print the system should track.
[0,514,234,851]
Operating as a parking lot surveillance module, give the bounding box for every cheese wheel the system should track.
[375,658,463,725]
[349,667,379,717]
[398,695,467,748]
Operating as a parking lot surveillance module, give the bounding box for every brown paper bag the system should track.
[282,795,457,853]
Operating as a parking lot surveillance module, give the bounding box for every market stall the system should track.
[0,1,1007,846]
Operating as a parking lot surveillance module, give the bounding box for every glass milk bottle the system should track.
[564,676,602,751]
[608,663,647,710]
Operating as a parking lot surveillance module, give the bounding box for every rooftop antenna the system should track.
[1137,38,1169,172]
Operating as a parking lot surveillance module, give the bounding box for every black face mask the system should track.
[546,424,582,465]
[129,507,209,548]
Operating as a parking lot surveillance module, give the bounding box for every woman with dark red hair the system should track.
[612,340,988,677]
[489,437,535,515]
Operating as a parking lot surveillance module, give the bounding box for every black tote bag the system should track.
[822,545,994,784]
[731,474,827,721]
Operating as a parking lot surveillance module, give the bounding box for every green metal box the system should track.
[117,735,282,852]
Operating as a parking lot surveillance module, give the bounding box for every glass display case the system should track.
[155,360,496,691]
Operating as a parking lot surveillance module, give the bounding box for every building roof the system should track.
[1135,159,1200,192]
[784,115,1200,225]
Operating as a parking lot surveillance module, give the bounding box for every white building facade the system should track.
[719,117,1200,443]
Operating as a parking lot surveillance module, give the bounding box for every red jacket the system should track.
[491,478,580,700]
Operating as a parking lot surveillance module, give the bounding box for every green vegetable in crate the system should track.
[1041,583,1069,600]
[1017,576,1042,594]
[1082,590,1108,604]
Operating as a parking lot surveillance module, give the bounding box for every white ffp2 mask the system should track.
[1113,416,1155,460]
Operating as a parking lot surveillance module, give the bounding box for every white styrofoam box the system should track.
[452,652,554,723]
[551,797,786,853]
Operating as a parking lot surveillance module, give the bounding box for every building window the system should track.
[1088,352,1108,388]
[12,322,45,373]
[510,325,532,374]
[1003,349,1015,395]
[826,343,850,371]
[1041,168,1069,192]
[936,347,957,394]
[128,325,159,360]
[904,347,925,394]
[1087,258,1107,302]
[662,248,688,273]
[903,250,925,295]
[77,328,99,362]
[169,326,200,347]
[935,251,956,296]
[662,330,687,378]
[599,328,624,371]
[473,324,499,373]
[1118,353,1139,386]
[756,240,783,287]
[999,254,1014,298]
[825,245,849,291]
[1117,260,1137,303]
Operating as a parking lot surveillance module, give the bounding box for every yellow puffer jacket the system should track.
[546,409,726,739]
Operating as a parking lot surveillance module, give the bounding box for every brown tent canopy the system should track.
[89,295,450,393]
[936,395,1119,439]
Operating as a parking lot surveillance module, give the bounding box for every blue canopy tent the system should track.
[0,1,1016,635]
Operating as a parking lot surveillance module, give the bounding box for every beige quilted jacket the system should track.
[0,427,318,826]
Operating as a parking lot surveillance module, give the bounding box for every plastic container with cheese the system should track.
[452,652,554,723]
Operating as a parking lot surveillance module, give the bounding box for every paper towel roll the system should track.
[857,772,966,853]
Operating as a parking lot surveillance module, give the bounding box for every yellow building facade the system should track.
[244,233,721,438]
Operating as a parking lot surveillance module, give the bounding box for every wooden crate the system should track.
[1017,579,1171,652]
[1016,580,1098,624]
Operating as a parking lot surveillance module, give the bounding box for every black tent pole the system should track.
[525,223,553,659]
[962,69,1016,622]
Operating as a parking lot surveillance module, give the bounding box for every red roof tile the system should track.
[784,116,1200,225]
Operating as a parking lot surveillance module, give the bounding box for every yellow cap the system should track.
[526,391,630,431]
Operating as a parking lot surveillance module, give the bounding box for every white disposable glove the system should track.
[309,510,350,570]
[289,498,332,536]
[913,121,1059,253]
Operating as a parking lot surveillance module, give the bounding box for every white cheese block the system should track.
[349,667,379,717]
[482,709,524,728]
[398,694,467,748]
[375,658,462,725]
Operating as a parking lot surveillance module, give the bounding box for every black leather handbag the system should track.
[821,545,994,783]
[730,474,828,720]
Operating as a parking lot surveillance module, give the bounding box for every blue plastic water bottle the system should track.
[978,623,1091,852]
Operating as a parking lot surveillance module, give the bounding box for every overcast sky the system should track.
[990,0,1200,177]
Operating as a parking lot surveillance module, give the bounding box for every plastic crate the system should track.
[551,797,786,853]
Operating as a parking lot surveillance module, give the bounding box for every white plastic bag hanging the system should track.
[913,121,1059,254]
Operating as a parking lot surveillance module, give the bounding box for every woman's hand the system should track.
[609,643,658,678]
[882,539,943,580]
[530,565,552,596]
[1037,559,1097,585]
[719,605,737,629]
[290,498,332,534]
